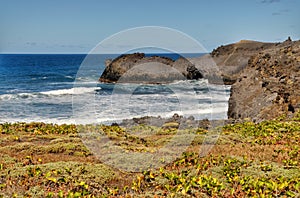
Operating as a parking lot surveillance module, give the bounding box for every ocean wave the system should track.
[0,87,101,100]
[0,93,38,100]
[1,81,230,124]
[97,80,217,95]
[49,81,97,85]
[41,87,99,95]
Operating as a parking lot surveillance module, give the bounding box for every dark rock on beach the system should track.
[228,39,300,121]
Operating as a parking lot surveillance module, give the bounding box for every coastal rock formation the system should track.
[100,53,187,83]
[228,40,300,121]
[99,39,299,121]
[99,53,221,84]
[99,40,292,85]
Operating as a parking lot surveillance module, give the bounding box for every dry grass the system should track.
[0,114,299,197]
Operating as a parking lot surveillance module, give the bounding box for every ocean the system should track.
[0,54,230,125]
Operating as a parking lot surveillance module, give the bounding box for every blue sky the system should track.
[1,0,299,53]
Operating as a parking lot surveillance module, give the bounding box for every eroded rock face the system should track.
[228,40,300,121]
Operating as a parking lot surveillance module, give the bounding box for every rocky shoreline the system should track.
[119,113,228,130]
[100,38,300,122]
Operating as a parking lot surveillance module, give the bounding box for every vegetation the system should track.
[0,111,299,197]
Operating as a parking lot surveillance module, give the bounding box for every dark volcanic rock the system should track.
[228,40,300,121]
[186,65,203,79]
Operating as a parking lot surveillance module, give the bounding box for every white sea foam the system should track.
[0,93,37,100]
[1,80,230,124]
[41,87,99,96]
[0,87,100,100]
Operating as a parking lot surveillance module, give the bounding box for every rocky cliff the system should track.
[228,39,300,121]
[210,40,284,84]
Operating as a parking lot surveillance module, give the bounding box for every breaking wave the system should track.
[0,87,100,100]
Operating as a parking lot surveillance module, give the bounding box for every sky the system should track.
[1,0,299,53]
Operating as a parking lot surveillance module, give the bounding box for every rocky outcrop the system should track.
[100,53,196,83]
[228,40,300,121]
[99,53,224,84]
